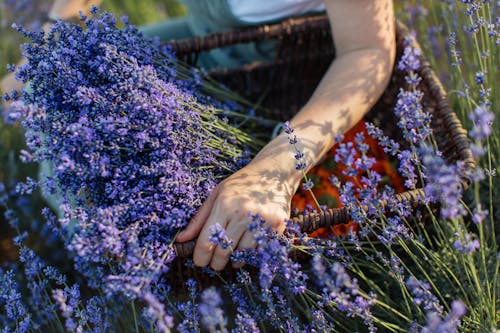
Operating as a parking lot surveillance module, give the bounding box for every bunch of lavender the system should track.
[12,8,262,303]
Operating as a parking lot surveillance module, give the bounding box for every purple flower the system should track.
[474,71,486,85]
[472,205,488,224]
[468,105,494,142]
[406,276,443,315]
[421,300,466,333]
[453,233,480,254]
[234,313,260,333]
[394,89,432,144]
[419,144,466,219]
[143,291,174,333]
[398,150,417,189]
[199,288,227,332]
[301,179,314,190]
[208,223,233,250]
[311,255,376,331]
[398,43,422,72]
[0,269,32,332]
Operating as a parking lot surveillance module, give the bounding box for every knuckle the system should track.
[196,241,213,254]
[213,246,231,259]
[215,195,232,210]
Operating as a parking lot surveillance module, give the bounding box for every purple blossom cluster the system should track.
[329,132,393,236]
[406,276,444,315]
[452,232,480,254]
[420,300,466,333]
[209,223,234,250]
[468,105,495,159]
[0,225,111,333]
[11,8,254,316]
[370,41,469,220]
[419,144,467,219]
[311,255,376,332]
[0,268,32,332]
[199,287,227,332]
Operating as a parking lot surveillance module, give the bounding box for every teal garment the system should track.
[139,0,278,70]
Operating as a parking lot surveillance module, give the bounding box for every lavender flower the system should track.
[233,312,260,333]
[394,89,432,144]
[453,232,480,254]
[419,144,466,219]
[468,105,494,142]
[398,41,422,72]
[0,0,51,31]
[248,214,308,295]
[143,291,174,333]
[208,223,233,250]
[176,279,200,333]
[406,276,443,315]
[0,268,32,332]
[311,255,376,331]
[199,287,227,332]
[421,300,466,333]
[471,205,487,224]
[398,150,418,189]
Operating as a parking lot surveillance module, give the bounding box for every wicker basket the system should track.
[167,15,476,267]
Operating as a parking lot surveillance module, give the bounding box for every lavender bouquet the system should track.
[10,8,263,297]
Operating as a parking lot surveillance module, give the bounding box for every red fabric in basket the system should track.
[291,120,405,238]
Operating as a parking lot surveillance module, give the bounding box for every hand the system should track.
[49,0,103,20]
[176,162,297,271]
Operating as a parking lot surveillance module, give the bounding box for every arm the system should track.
[176,0,396,270]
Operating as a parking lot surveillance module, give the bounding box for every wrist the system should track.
[246,132,305,191]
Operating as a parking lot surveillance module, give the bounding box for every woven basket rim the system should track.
[167,15,476,258]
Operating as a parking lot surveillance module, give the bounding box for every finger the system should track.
[231,231,256,269]
[176,188,219,242]
[210,219,248,270]
[237,231,257,250]
[192,208,227,267]
[210,243,234,271]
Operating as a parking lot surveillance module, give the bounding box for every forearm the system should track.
[247,46,395,191]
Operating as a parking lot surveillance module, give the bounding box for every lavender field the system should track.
[0,1,498,332]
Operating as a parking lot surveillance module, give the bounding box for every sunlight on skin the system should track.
[176,0,396,271]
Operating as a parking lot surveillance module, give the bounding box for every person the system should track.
[171,0,396,271]
[2,0,395,272]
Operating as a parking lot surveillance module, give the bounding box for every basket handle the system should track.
[168,15,331,59]
[172,188,431,257]
[173,206,350,257]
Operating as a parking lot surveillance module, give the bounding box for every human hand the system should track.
[49,0,102,20]
[176,162,297,271]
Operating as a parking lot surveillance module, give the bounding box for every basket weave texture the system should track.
[168,15,476,259]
